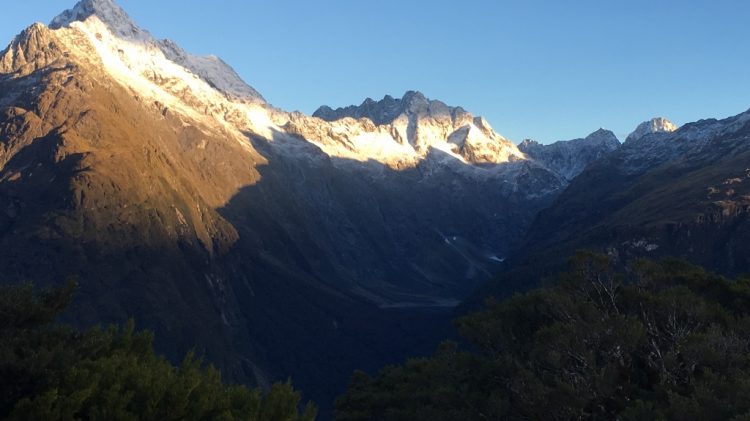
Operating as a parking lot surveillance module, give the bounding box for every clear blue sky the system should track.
[2,0,749,143]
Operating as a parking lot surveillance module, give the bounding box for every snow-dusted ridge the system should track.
[519,129,621,181]
[50,0,265,104]
[34,0,532,170]
[158,39,265,103]
[6,0,649,178]
[309,91,528,167]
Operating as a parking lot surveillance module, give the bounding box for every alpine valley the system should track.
[2,0,749,416]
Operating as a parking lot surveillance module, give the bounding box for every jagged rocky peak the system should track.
[518,138,536,149]
[0,23,62,75]
[301,91,524,165]
[584,128,621,147]
[313,90,471,126]
[626,117,678,142]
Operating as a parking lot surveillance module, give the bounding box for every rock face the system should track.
[0,16,259,382]
[519,129,621,181]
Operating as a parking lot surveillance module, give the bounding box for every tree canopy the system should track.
[0,281,317,421]
[336,253,750,420]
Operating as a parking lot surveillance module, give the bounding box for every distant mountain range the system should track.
[518,111,750,273]
[1,0,747,415]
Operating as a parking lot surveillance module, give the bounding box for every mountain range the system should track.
[518,110,750,274]
[1,0,747,415]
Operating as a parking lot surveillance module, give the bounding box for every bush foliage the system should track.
[336,253,750,420]
[0,281,316,421]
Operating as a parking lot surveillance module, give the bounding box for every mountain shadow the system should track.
[211,127,563,415]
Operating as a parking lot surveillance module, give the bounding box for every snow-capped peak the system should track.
[49,0,264,103]
[626,117,678,143]
[50,0,148,41]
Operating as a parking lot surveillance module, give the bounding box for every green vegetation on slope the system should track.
[336,252,750,420]
[0,281,316,421]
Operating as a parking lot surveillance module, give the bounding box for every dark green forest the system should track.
[0,281,316,421]
[6,254,750,420]
[336,253,750,420]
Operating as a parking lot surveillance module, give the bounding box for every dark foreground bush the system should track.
[336,253,750,420]
[0,281,316,421]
